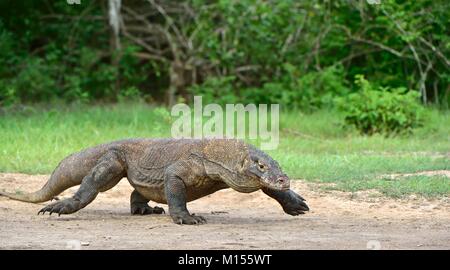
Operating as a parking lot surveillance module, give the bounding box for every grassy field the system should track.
[0,102,449,198]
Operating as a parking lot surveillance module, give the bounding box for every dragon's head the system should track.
[241,146,290,191]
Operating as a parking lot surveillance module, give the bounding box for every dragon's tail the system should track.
[0,189,57,203]
[0,145,109,204]
[0,166,83,203]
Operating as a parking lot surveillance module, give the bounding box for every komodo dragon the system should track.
[0,138,309,224]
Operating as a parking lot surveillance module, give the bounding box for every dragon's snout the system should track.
[261,174,290,190]
[277,175,289,185]
[277,175,290,190]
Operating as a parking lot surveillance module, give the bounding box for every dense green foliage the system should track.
[338,75,424,135]
[0,0,449,109]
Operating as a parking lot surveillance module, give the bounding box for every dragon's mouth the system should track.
[226,179,261,193]
[262,183,290,191]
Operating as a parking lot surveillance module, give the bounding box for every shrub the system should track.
[117,86,141,102]
[189,64,350,111]
[337,75,424,135]
[240,64,349,111]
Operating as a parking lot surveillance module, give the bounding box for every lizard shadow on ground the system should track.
[43,210,316,225]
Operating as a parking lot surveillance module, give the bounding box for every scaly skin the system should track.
[0,138,309,225]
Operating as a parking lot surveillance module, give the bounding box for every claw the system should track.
[131,204,165,215]
[172,213,207,225]
[37,199,77,217]
[60,206,67,216]
[153,206,165,214]
[293,192,306,202]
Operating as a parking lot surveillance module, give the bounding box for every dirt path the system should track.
[0,173,449,250]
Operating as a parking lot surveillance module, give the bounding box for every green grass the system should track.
[0,103,173,173]
[0,102,449,198]
[334,175,450,198]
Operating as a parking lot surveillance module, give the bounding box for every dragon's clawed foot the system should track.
[283,191,310,216]
[171,213,207,225]
[131,203,165,215]
[38,198,80,216]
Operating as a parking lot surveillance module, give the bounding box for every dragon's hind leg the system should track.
[130,190,165,215]
[38,150,126,216]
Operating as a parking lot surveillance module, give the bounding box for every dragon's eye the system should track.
[258,163,266,170]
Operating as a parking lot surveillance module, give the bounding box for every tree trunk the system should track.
[108,0,122,98]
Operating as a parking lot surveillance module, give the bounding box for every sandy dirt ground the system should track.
[0,173,449,250]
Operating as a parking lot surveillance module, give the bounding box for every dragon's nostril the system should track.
[277,177,287,184]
